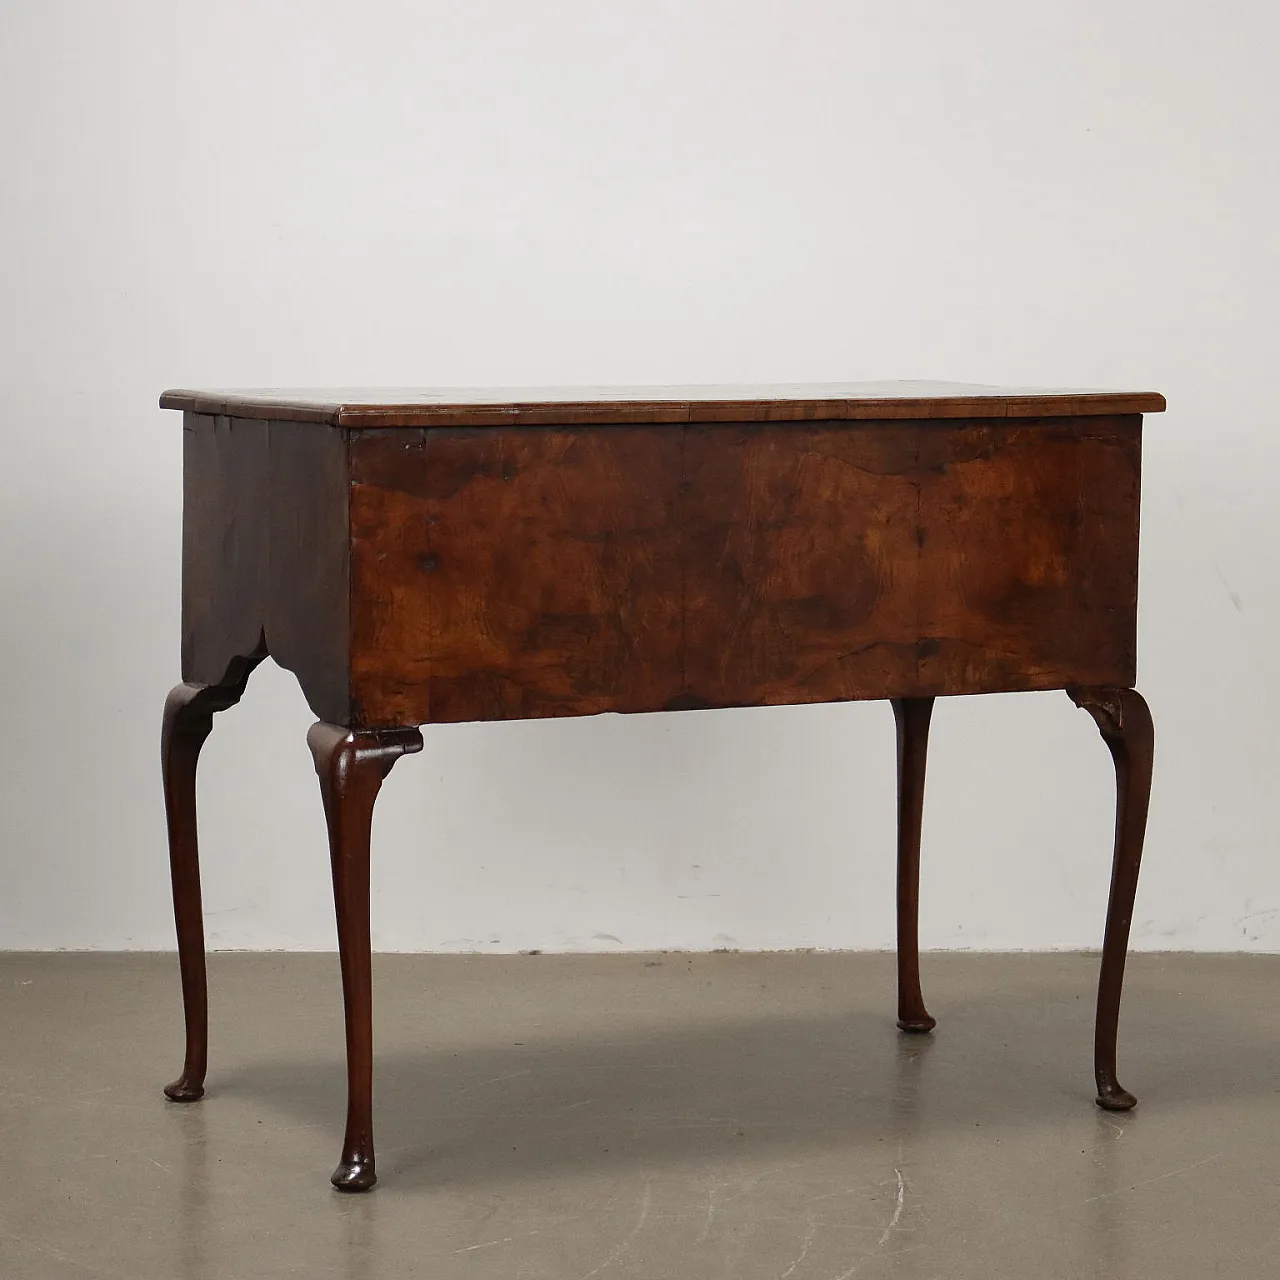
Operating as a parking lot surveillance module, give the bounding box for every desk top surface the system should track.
[160,381,1165,427]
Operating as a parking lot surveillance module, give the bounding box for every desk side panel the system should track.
[181,414,351,722]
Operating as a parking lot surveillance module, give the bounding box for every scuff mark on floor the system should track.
[1082,1152,1221,1203]
[877,1168,907,1248]
[697,1176,726,1244]
[579,1176,652,1279]
[831,1169,908,1279]
[778,1209,818,1278]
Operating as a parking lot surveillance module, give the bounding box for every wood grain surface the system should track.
[180,414,350,722]
[161,382,1166,427]
[178,410,1143,727]
[345,416,1141,724]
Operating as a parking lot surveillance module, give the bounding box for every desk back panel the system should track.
[346,417,1140,726]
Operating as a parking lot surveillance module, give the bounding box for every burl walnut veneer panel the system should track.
[341,416,1139,725]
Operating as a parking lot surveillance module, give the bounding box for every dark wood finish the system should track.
[914,419,1141,696]
[160,382,1162,1189]
[339,416,1139,724]
[161,667,261,1102]
[679,423,921,709]
[181,415,350,723]
[176,413,1142,729]
[307,724,423,1191]
[892,697,936,1033]
[1068,686,1154,1111]
[160,382,1166,426]
[348,426,685,724]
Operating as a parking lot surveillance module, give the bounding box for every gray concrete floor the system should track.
[2,952,1278,1279]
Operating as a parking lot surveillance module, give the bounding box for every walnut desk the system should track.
[158,381,1164,1191]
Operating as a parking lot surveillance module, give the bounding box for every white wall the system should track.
[1,1,1277,952]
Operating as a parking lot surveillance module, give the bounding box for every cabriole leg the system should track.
[161,664,258,1103]
[1068,686,1154,1111]
[308,723,423,1191]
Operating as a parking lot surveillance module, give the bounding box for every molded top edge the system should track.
[160,381,1166,426]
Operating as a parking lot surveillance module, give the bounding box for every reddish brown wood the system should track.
[307,723,423,1191]
[1068,686,1154,1111]
[177,410,1142,729]
[161,664,261,1102]
[159,381,1167,427]
[916,419,1141,695]
[679,424,921,708]
[161,382,1162,1189]
[338,417,1140,724]
[347,426,684,724]
[892,697,936,1033]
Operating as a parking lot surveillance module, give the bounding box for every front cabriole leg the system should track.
[307,724,423,1191]
[1067,686,1154,1111]
[161,655,262,1103]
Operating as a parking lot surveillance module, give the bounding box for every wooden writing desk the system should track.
[158,381,1163,1190]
